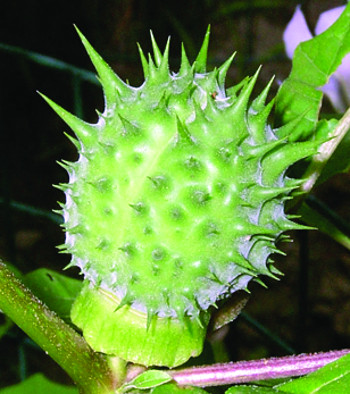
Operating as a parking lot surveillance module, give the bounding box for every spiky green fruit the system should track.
[43,27,320,367]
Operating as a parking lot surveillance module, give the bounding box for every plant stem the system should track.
[170,349,350,387]
[0,260,122,393]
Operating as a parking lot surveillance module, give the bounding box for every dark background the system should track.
[1,0,349,389]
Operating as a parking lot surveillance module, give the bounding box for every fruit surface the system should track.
[43,27,319,366]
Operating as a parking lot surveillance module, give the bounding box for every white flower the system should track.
[283,5,350,112]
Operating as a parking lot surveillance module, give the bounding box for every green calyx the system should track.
[43,26,321,367]
[71,284,209,367]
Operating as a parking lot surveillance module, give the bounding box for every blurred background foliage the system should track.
[0,0,349,389]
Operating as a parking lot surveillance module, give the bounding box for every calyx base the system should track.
[71,284,209,367]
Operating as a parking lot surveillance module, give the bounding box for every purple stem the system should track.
[170,349,350,387]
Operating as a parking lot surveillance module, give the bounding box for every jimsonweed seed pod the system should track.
[42,27,320,367]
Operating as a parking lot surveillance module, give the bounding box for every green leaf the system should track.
[0,315,13,340]
[276,353,350,393]
[275,3,350,140]
[298,198,350,251]
[151,382,209,393]
[23,269,83,320]
[0,373,78,393]
[316,120,350,184]
[297,104,350,196]
[124,370,172,391]
[226,386,282,393]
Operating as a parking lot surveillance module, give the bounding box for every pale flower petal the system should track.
[334,54,350,86]
[283,5,313,59]
[322,76,346,112]
[333,58,350,111]
[314,6,345,35]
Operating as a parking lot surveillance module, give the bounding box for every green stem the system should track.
[0,260,123,393]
